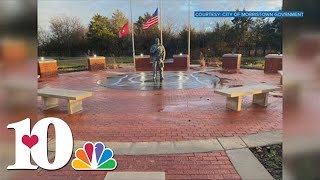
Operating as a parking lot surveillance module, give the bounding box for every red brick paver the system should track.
[38,69,282,142]
[13,151,240,180]
[6,68,282,180]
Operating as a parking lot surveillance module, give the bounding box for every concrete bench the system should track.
[38,88,92,114]
[214,84,281,111]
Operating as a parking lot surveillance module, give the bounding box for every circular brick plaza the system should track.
[38,68,282,142]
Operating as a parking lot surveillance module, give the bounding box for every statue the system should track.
[150,38,166,81]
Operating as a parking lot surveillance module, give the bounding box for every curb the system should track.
[48,130,282,155]
[227,148,275,180]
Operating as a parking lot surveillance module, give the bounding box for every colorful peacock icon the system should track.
[72,142,117,170]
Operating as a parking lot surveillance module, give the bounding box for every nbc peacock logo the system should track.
[72,142,117,170]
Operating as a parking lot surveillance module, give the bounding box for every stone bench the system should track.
[214,85,281,111]
[38,88,93,114]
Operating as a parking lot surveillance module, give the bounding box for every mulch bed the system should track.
[250,144,282,180]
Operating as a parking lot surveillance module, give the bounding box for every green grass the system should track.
[242,56,265,62]
[53,56,265,73]
[107,56,133,64]
[54,56,133,73]
[56,58,87,73]
[241,57,265,70]
[191,56,265,70]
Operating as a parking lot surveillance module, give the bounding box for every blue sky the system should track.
[38,0,282,32]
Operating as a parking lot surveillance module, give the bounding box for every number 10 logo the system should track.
[7,118,73,170]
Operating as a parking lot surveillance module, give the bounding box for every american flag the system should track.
[143,8,158,30]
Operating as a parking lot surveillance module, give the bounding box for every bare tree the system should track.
[163,15,178,35]
[38,26,51,55]
[49,16,86,56]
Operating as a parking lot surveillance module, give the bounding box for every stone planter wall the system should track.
[135,55,189,71]
[264,54,282,73]
[135,55,152,71]
[87,56,106,71]
[222,54,242,74]
[38,59,58,78]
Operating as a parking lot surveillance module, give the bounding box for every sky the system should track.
[38,0,283,32]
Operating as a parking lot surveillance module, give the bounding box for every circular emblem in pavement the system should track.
[98,71,220,90]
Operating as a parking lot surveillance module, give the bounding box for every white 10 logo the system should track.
[7,118,73,170]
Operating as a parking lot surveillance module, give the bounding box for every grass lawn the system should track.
[53,56,133,73]
[202,56,265,70]
[52,56,265,72]
[241,57,265,70]
[56,58,87,73]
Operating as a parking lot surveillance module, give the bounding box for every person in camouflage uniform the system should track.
[150,38,166,81]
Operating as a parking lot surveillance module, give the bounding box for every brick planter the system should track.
[169,55,189,71]
[87,56,106,71]
[222,54,242,74]
[135,55,189,71]
[135,55,151,71]
[264,54,282,73]
[38,59,58,78]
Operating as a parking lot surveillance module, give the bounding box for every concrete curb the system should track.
[226,148,275,180]
[104,172,165,180]
[48,130,282,155]
[240,131,282,148]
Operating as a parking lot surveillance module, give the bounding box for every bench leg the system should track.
[253,93,269,107]
[68,100,83,114]
[43,97,59,110]
[226,96,242,111]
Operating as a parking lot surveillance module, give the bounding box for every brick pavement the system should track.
[4,68,282,180]
[38,68,282,142]
[12,151,240,180]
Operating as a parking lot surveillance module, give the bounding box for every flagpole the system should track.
[160,0,163,44]
[130,0,136,70]
[188,0,191,69]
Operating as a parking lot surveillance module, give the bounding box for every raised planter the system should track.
[38,59,58,78]
[264,54,282,73]
[135,55,151,71]
[87,56,106,71]
[135,54,189,71]
[170,54,189,71]
[222,54,242,74]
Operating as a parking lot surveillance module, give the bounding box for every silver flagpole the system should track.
[160,0,163,44]
[130,0,136,70]
[188,0,191,69]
